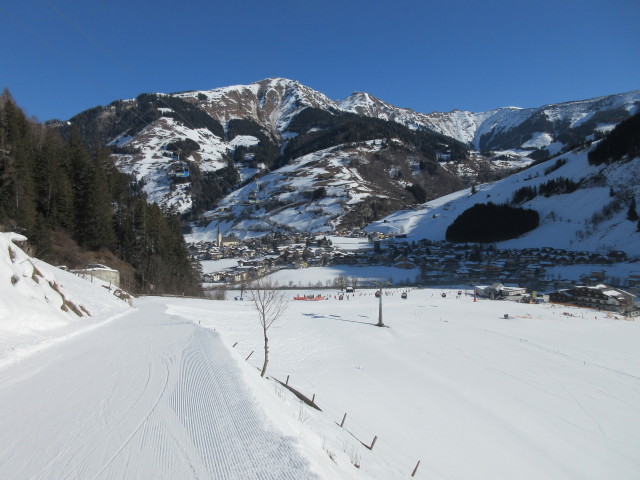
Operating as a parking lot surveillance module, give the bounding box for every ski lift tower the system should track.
[371,281,390,327]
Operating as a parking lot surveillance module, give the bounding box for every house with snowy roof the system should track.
[549,284,637,316]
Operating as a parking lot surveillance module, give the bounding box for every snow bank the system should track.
[0,232,131,367]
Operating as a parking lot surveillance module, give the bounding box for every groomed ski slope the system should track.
[0,300,320,480]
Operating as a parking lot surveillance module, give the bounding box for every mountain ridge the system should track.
[61,78,640,242]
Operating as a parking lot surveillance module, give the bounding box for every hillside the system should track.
[0,232,131,366]
[64,79,467,227]
[366,140,640,256]
[61,79,639,239]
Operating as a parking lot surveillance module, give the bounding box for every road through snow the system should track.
[0,299,318,480]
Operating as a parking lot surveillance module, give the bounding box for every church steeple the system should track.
[217,224,222,248]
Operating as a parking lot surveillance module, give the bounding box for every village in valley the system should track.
[186,229,640,317]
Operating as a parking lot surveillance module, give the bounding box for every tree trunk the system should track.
[260,329,269,377]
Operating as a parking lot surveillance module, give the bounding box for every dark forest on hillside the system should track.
[0,90,201,295]
[446,203,540,243]
[588,111,640,165]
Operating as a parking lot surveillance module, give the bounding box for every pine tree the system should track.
[75,147,115,250]
[627,197,638,222]
[0,92,37,232]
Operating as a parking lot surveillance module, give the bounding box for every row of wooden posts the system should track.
[234,341,422,477]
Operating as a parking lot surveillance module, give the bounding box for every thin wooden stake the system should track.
[340,412,347,427]
[411,460,421,477]
[245,350,254,361]
[286,374,290,385]
[369,435,378,450]
[232,342,238,348]
[312,393,316,403]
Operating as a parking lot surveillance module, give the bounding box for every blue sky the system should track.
[1,0,639,121]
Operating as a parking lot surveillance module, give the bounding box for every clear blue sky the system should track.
[1,0,639,121]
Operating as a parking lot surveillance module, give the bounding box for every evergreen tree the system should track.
[627,197,638,222]
[0,92,37,232]
[75,147,115,250]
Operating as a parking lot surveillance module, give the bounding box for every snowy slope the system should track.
[366,147,640,256]
[111,116,231,213]
[189,137,462,240]
[175,78,340,134]
[190,141,384,238]
[340,89,640,153]
[0,232,131,367]
[0,235,368,479]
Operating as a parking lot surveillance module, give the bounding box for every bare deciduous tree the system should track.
[333,274,349,290]
[248,279,288,377]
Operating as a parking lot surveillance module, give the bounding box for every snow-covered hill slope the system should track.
[0,299,362,480]
[188,138,463,239]
[366,146,640,256]
[0,232,131,366]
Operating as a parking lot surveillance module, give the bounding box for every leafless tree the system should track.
[333,274,349,290]
[248,278,288,377]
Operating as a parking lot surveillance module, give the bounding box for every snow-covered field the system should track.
[191,289,640,479]
[2,233,640,479]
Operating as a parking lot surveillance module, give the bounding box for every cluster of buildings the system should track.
[187,231,639,315]
[549,285,638,317]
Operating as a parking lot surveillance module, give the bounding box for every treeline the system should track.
[511,177,581,204]
[0,90,200,295]
[446,203,539,243]
[588,111,640,165]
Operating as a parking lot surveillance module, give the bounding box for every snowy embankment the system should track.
[0,232,130,368]
[0,300,340,480]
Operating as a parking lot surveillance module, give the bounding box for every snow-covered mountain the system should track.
[67,78,468,226]
[63,78,639,240]
[340,89,640,156]
[175,77,340,135]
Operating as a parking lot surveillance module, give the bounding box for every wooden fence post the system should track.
[411,460,420,477]
[245,350,254,361]
[340,413,347,427]
[286,374,289,386]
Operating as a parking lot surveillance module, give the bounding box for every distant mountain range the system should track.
[61,78,640,244]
